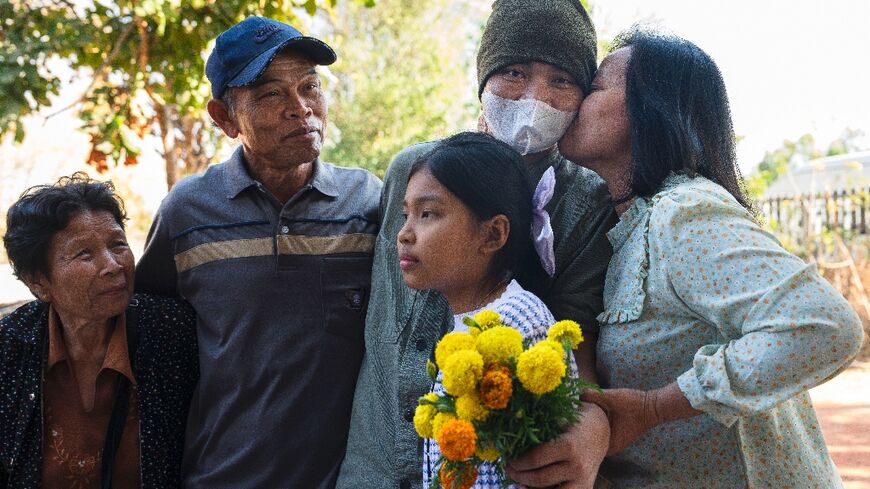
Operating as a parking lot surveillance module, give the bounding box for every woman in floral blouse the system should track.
[557,28,864,488]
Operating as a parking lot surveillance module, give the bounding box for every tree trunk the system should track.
[158,103,178,189]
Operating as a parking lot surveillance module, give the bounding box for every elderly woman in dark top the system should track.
[0,174,197,489]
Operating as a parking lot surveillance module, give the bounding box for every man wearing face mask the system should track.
[337,1,617,488]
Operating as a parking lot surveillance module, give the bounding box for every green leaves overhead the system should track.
[0,0,483,187]
[0,0,344,185]
[322,0,480,177]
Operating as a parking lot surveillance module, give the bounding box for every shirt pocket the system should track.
[321,255,373,342]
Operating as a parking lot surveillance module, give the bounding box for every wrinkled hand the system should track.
[505,402,609,489]
[582,388,659,456]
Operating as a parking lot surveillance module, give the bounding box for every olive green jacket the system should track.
[336,142,616,489]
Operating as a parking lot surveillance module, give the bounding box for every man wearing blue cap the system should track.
[136,16,382,489]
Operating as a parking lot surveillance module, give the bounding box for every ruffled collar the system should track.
[606,173,695,251]
[606,197,651,253]
[597,173,695,325]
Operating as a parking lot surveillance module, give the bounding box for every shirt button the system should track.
[280,225,290,234]
[400,480,411,489]
[404,407,414,422]
[28,393,35,401]
[415,339,427,352]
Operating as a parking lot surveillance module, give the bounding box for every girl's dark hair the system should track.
[3,172,127,280]
[615,27,753,211]
[410,131,534,278]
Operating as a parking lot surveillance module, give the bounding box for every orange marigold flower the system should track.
[436,419,477,461]
[479,365,513,410]
[439,463,479,489]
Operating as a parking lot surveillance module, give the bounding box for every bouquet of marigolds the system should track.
[414,310,598,489]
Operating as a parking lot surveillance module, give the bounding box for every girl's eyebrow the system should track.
[412,194,444,204]
[403,194,444,208]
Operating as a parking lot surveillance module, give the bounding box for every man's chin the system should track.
[282,145,322,166]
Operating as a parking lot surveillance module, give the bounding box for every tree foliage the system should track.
[322,0,480,176]
[1,0,488,188]
[0,0,352,188]
[746,129,866,199]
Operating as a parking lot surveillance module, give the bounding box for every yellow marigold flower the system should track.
[547,320,584,349]
[475,326,523,365]
[436,419,477,461]
[479,365,513,409]
[455,392,489,422]
[439,463,478,489]
[540,339,565,355]
[435,332,476,369]
[413,403,437,438]
[432,412,456,438]
[475,441,501,462]
[517,342,566,395]
[441,349,484,397]
[423,392,439,402]
[473,309,502,331]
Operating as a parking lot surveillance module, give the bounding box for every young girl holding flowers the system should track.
[398,131,578,488]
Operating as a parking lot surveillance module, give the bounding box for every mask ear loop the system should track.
[531,167,556,276]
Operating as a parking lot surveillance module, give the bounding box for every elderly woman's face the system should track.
[559,47,632,168]
[32,210,134,323]
[484,62,584,113]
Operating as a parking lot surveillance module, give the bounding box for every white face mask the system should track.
[481,91,577,155]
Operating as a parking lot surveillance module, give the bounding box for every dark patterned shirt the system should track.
[0,294,198,489]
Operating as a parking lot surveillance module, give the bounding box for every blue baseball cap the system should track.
[206,16,336,99]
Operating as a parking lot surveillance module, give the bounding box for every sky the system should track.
[588,0,870,172]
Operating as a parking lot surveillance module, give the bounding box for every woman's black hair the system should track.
[615,27,753,211]
[3,172,127,280]
[410,131,534,279]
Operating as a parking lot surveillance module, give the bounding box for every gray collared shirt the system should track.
[336,142,616,488]
[136,147,383,489]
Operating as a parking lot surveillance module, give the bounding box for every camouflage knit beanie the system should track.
[476,0,597,98]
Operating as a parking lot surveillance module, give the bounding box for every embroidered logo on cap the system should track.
[254,24,280,44]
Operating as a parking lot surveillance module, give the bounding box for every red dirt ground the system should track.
[811,362,870,489]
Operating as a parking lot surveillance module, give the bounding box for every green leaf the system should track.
[304,0,317,16]
[14,122,25,143]
[426,359,438,382]
[158,11,167,36]
[462,316,481,335]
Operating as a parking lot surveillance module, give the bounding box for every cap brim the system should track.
[227,37,337,89]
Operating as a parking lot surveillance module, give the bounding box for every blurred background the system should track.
[1,1,869,483]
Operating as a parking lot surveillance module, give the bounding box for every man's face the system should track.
[483,62,584,113]
[225,50,327,169]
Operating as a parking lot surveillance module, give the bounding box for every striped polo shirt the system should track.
[135,146,382,489]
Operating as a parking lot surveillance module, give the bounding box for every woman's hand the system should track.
[582,388,657,456]
[504,402,610,489]
[584,383,702,456]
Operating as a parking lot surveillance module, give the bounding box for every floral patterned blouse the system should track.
[595,174,863,489]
